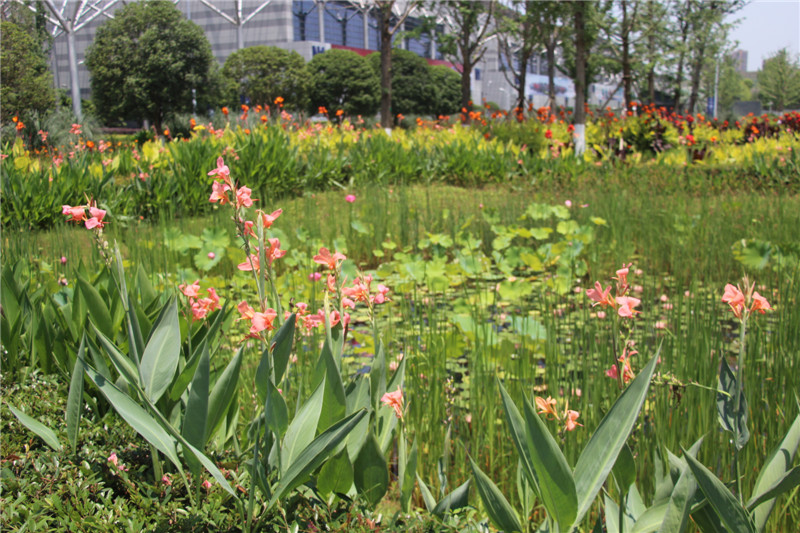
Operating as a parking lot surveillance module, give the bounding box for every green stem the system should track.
[733,314,747,504]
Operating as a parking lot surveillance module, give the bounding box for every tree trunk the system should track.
[573,3,587,156]
[647,31,656,104]
[461,61,472,112]
[546,42,556,109]
[687,37,706,114]
[621,0,632,108]
[379,6,392,128]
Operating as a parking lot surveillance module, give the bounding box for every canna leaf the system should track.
[205,345,242,443]
[572,349,660,528]
[8,405,63,452]
[353,431,389,507]
[139,297,181,403]
[684,450,755,533]
[66,335,87,453]
[469,456,523,533]
[268,408,367,509]
[749,413,800,532]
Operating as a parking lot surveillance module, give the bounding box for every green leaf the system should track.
[498,381,540,497]
[716,358,749,450]
[271,313,296,386]
[370,340,387,409]
[684,450,755,533]
[631,503,669,533]
[84,364,182,474]
[66,336,87,453]
[401,440,418,513]
[750,413,800,532]
[77,275,114,339]
[469,456,522,533]
[746,466,800,511]
[658,438,704,533]
[612,443,637,494]
[315,339,347,433]
[572,349,660,528]
[281,378,325,474]
[193,246,224,271]
[264,379,289,437]
[201,226,230,249]
[433,479,471,517]
[169,339,206,402]
[93,324,139,387]
[522,394,577,528]
[139,297,181,403]
[353,432,389,507]
[351,219,370,235]
[417,474,437,513]
[317,448,354,496]
[268,408,367,509]
[182,344,210,464]
[205,346,243,443]
[8,405,63,452]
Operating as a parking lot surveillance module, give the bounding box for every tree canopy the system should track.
[757,48,800,112]
[85,0,215,128]
[307,49,380,117]
[222,46,309,110]
[368,48,434,116]
[0,21,55,122]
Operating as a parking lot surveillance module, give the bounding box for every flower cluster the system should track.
[237,301,278,337]
[586,263,641,318]
[605,344,637,384]
[62,202,107,229]
[179,280,221,321]
[535,396,582,432]
[722,278,772,320]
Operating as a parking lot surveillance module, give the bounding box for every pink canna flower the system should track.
[62,204,85,223]
[202,479,212,490]
[722,283,746,318]
[260,208,282,228]
[605,364,619,380]
[209,180,231,204]
[313,247,346,270]
[750,291,772,314]
[345,194,356,203]
[84,207,106,229]
[564,410,582,431]
[586,282,614,307]
[616,296,641,318]
[235,186,255,208]
[265,238,287,266]
[381,387,404,419]
[250,309,277,334]
[309,272,322,282]
[207,157,230,180]
[179,280,201,298]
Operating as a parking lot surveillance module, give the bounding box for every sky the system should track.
[725,0,800,71]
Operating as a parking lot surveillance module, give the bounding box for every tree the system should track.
[375,0,418,128]
[84,0,215,129]
[307,49,381,117]
[757,49,800,112]
[0,21,55,122]
[429,64,462,116]
[436,0,496,111]
[495,1,566,112]
[222,46,308,110]
[368,48,434,116]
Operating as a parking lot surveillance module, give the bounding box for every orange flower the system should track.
[335,109,344,117]
[274,96,284,105]
[535,396,558,419]
[222,106,229,116]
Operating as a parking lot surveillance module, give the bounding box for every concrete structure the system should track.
[730,49,748,74]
